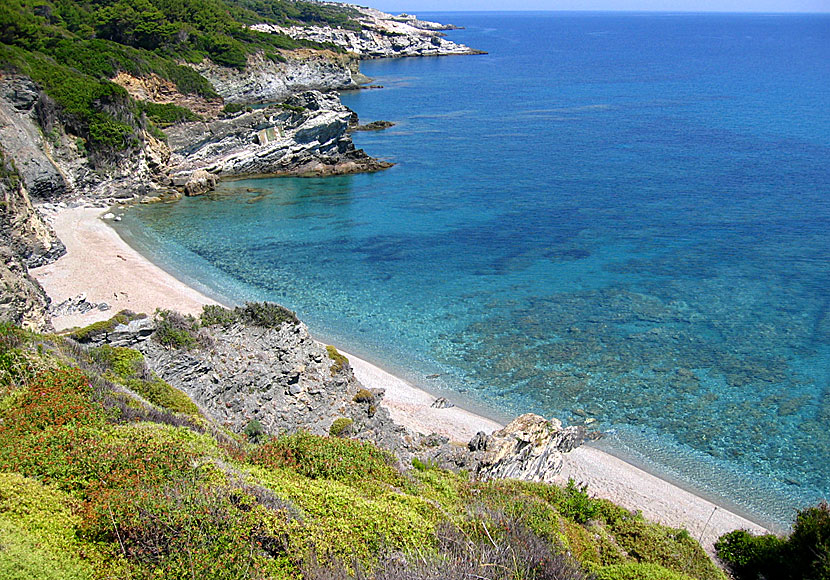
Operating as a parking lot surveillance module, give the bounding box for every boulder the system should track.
[183,169,218,196]
[474,414,585,484]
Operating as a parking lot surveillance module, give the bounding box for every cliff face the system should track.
[194,50,362,105]
[0,151,63,330]
[253,7,482,58]
[165,90,390,183]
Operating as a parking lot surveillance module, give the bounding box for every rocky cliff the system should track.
[75,306,587,478]
[0,150,63,330]
[193,50,364,105]
[165,90,390,186]
[253,7,482,59]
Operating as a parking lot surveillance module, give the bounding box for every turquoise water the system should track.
[118,12,830,529]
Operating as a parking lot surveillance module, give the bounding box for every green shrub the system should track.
[559,479,602,524]
[591,562,699,580]
[244,419,265,443]
[201,304,239,326]
[222,102,246,116]
[250,431,401,487]
[326,345,348,375]
[279,102,306,114]
[716,503,830,580]
[83,473,293,578]
[0,473,100,580]
[153,309,202,349]
[137,101,201,127]
[89,344,144,379]
[201,302,299,329]
[68,310,140,343]
[238,301,299,328]
[352,388,373,403]
[123,377,200,416]
[0,322,33,389]
[329,417,353,437]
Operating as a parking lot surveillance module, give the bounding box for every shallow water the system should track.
[118,12,830,529]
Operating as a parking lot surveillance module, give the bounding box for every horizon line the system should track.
[387,8,830,14]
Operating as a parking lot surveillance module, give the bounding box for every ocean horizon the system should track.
[117,11,830,530]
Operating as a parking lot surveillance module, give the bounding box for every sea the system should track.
[115,12,830,531]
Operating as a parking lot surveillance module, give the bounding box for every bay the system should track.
[118,12,830,529]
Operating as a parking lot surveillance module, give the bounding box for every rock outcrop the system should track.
[127,317,408,454]
[0,75,71,200]
[471,414,586,484]
[253,7,482,59]
[0,138,63,330]
[165,90,391,182]
[193,50,362,105]
[0,247,51,331]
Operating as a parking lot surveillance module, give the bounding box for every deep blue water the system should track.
[118,12,830,529]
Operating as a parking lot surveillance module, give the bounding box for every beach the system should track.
[32,204,770,553]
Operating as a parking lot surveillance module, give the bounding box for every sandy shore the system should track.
[32,204,769,552]
[32,207,216,330]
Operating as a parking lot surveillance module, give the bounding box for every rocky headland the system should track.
[253,6,483,59]
[1,1,463,330]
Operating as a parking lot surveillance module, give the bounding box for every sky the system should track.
[370,0,829,12]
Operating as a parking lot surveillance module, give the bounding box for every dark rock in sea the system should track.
[352,120,396,132]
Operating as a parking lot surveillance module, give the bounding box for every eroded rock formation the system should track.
[472,414,586,483]
[253,7,482,59]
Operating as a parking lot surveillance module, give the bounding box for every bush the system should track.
[90,344,145,379]
[153,309,207,349]
[329,417,353,437]
[250,431,401,487]
[123,377,201,416]
[560,478,601,524]
[0,473,100,580]
[352,388,373,403]
[326,345,348,375]
[137,101,201,127]
[222,102,246,116]
[0,322,33,389]
[716,502,830,580]
[244,419,265,443]
[201,302,299,329]
[591,562,698,580]
[68,310,140,343]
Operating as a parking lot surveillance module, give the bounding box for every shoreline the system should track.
[31,204,770,553]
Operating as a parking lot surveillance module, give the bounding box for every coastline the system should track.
[32,204,770,553]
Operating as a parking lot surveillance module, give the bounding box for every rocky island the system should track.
[1,1,819,579]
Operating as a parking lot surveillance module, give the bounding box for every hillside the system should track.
[0,309,727,580]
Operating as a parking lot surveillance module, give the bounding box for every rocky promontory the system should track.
[165,90,390,187]
[253,6,483,59]
[75,304,588,478]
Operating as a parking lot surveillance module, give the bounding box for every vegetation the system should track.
[328,417,353,437]
[201,302,299,329]
[353,387,374,403]
[0,0,355,160]
[715,502,830,580]
[153,309,211,350]
[68,309,145,343]
[137,101,202,127]
[0,322,740,579]
[326,345,348,375]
